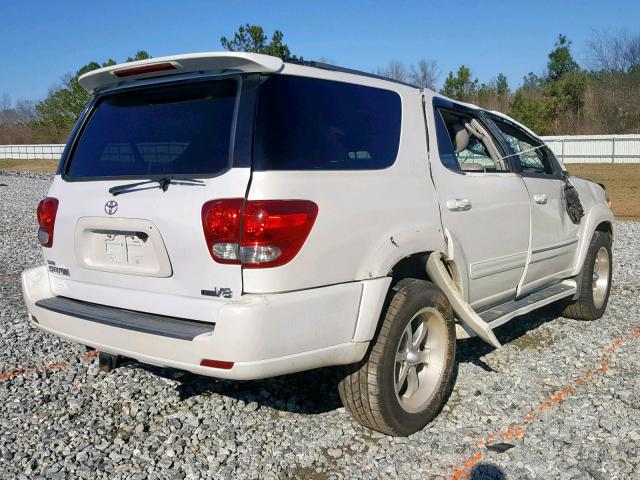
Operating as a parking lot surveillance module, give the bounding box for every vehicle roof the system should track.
[78,51,427,95]
[78,51,540,139]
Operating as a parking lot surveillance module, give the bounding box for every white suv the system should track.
[22,52,614,436]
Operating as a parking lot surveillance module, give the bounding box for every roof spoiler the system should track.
[78,52,284,93]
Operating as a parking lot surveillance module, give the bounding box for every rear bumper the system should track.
[21,266,384,380]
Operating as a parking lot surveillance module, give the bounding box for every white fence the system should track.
[1,134,640,163]
[541,134,640,164]
[0,144,65,160]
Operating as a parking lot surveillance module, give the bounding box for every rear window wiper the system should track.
[109,176,205,196]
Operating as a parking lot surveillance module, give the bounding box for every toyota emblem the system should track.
[104,200,118,215]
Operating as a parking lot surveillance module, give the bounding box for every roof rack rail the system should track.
[288,60,419,89]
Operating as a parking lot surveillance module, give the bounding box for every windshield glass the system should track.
[65,79,237,179]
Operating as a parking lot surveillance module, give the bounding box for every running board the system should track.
[457,280,577,339]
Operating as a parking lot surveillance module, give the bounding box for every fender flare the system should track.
[572,204,614,277]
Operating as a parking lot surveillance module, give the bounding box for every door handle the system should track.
[446,198,472,211]
[534,194,548,204]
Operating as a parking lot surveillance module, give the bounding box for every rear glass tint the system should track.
[254,75,401,170]
[65,79,237,178]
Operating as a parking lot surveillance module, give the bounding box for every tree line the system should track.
[376,32,640,136]
[1,26,639,145]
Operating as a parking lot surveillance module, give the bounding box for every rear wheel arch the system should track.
[353,252,445,344]
[389,251,465,298]
[351,251,463,344]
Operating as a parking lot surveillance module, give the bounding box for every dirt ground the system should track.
[1,160,638,220]
[0,159,58,173]
[567,164,640,221]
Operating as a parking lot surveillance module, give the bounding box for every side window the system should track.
[254,75,401,170]
[456,135,496,170]
[433,109,460,171]
[492,118,556,175]
[435,107,510,172]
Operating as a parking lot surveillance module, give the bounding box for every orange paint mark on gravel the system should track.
[0,275,18,282]
[449,326,640,480]
[0,360,66,382]
[450,452,482,480]
[0,350,100,382]
[83,349,99,361]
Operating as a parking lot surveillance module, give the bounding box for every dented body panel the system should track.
[22,52,614,375]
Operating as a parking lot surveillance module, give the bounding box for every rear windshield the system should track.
[65,79,237,179]
[254,75,401,170]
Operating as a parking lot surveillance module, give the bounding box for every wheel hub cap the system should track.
[394,307,447,414]
[592,246,610,310]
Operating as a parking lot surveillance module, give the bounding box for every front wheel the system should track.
[562,230,612,320]
[338,278,456,436]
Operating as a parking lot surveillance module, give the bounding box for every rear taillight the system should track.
[36,197,59,248]
[201,199,318,268]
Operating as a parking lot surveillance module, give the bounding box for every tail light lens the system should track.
[113,62,176,78]
[201,199,318,268]
[36,197,59,248]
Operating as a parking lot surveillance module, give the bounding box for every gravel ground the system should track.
[0,171,638,480]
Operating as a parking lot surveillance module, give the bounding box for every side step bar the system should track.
[35,296,215,341]
[426,252,577,346]
[456,281,576,340]
[478,281,576,329]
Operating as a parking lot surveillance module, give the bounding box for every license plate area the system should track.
[75,217,172,277]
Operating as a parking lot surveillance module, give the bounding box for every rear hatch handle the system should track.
[109,176,204,196]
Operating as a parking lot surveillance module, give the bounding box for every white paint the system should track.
[0,144,64,160]
[541,134,640,164]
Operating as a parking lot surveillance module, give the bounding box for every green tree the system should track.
[545,69,588,113]
[126,51,151,62]
[521,72,543,92]
[509,35,587,134]
[495,73,509,97]
[35,52,151,139]
[220,24,301,61]
[547,34,579,81]
[509,90,553,134]
[476,73,510,111]
[440,65,478,100]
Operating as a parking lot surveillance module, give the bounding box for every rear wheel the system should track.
[338,279,456,436]
[562,231,612,320]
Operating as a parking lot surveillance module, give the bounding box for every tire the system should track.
[562,230,612,320]
[338,278,456,436]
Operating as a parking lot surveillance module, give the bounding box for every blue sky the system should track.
[2,0,639,103]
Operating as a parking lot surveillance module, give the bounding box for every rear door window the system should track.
[435,106,510,172]
[254,75,401,170]
[65,79,238,179]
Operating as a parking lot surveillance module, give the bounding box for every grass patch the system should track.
[567,164,640,221]
[0,159,58,173]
